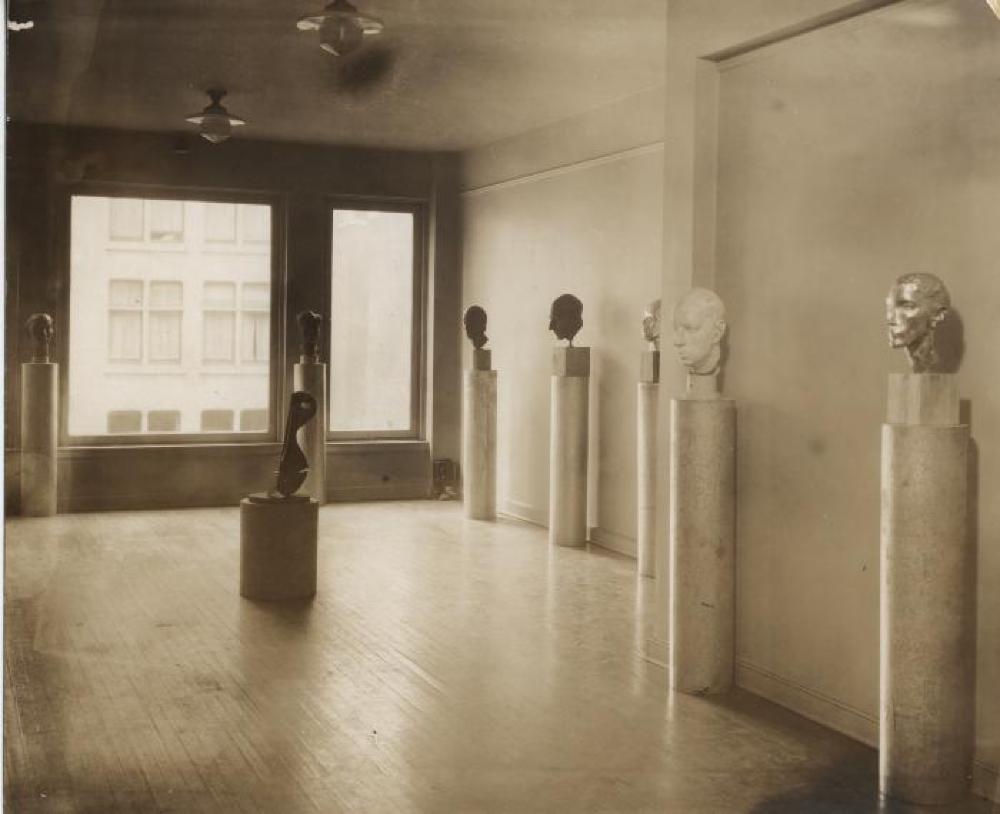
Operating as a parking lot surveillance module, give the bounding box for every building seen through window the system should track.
[68,195,273,437]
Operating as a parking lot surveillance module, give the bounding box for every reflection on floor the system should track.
[4,501,995,813]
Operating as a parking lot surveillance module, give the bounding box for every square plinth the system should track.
[552,346,590,378]
[639,350,660,383]
[886,373,959,426]
[472,348,492,371]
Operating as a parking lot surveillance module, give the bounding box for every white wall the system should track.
[460,86,665,554]
[711,0,999,797]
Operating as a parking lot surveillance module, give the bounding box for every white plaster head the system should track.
[672,288,726,376]
[641,299,661,350]
[885,273,950,373]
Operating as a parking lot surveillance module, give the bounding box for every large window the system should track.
[68,195,274,439]
[329,207,419,436]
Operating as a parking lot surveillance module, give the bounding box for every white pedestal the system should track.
[549,347,590,548]
[293,361,327,504]
[669,397,736,694]
[240,496,319,600]
[463,364,497,520]
[636,381,658,577]
[20,362,58,516]
[879,373,972,805]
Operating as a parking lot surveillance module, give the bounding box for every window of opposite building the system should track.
[328,205,422,439]
[68,194,276,441]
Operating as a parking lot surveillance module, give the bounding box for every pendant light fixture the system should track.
[185,89,246,144]
[297,0,383,56]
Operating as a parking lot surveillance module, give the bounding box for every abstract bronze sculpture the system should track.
[26,313,54,363]
[463,305,488,349]
[247,391,317,502]
[885,273,950,373]
[642,299,661,351]
[549,294,583,346]
[672,288,726,376]
[297,311,323,363]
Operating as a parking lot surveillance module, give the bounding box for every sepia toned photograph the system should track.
[3,0,999,811]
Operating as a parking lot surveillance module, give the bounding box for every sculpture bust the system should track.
[642,299,661,351]
[673,288,726,385]
[463,305,488,349]
[885,273,950,373]
[549,294,583,346]
[26,313,54,364]
[297,311,323,363]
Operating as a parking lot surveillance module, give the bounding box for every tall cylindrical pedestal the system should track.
[20,362,58,516]
[636,382,658,577]
[549,347,590,547]
[879,373,972,805]
[669,397,735,694]
[463,365,497,520]
[293,361,327,504]
[240,496,319,600]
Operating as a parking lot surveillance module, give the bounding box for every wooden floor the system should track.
[4,501,995,813]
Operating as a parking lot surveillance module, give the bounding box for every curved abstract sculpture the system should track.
[885,273,950,373]
[463,305,488,349]
[297,310,323,363]
[26,313,54,363]
[548,294,583,346]
[274,391,318,497]
[672,288,726,377]
[642,299,661,352]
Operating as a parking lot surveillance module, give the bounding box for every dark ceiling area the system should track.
[6,0,666,151]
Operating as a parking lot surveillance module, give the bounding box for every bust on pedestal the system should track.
[240,392,320,600]
[548,294,590,548]
[636,299,660,577]
[293,311,327,504]
[21,313,58,516]
[462,306,498,520]
[879,273,972,805]
[668,289,736,695]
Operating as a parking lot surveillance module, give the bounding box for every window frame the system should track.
[323,196,427,442]
[58,184,286,447]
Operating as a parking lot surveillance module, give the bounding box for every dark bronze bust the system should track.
[463,305,488,349]
[885,273,950,373]
[548,294,583,346]
[297,311,323,362]
[26,313,54,363]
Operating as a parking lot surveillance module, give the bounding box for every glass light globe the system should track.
[199,112,232,144]
[319,15,364,56]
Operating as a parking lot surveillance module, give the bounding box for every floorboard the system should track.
[4,501,995,813]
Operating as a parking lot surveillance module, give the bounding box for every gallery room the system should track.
[4,0,999,811]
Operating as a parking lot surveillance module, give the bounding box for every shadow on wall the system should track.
[937,306,966,374]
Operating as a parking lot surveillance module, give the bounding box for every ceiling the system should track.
[6,0,666,151]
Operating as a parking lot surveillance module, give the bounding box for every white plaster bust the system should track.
[673,288,726,394]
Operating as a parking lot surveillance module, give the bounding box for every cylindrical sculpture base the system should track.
[636,382,658,577]
[293,362,327,504]
[240,497,319,600]
[20,362,58,517]
[880,423,972,804]
[549,375,589,547]
[463,369,497,520]
[669,398,736,695]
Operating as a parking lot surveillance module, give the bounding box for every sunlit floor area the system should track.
[4,502,995,813]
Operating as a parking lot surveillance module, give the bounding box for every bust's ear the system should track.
[712,318,727,344]
[931,307,948,328]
